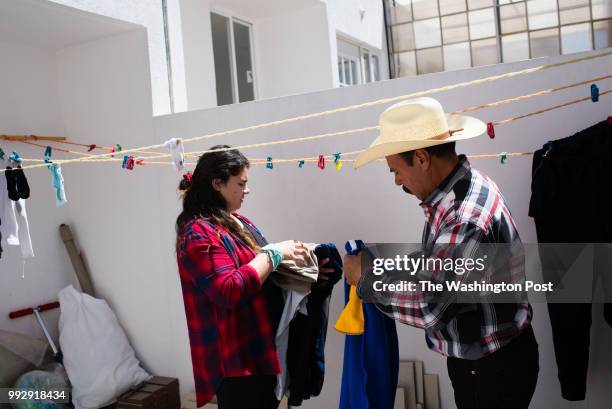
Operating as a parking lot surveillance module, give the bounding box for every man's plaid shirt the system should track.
[358,155,532,359]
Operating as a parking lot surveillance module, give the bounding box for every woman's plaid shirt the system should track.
[177,215,280,406]
[358,155,532,359]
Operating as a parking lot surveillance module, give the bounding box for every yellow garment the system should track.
[334,285,364,335]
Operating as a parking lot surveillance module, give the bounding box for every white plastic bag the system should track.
[58,285,150,409]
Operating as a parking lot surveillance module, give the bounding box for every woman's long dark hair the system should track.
[175,145,258,250]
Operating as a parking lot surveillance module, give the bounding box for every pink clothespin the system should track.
[318,155,325,170]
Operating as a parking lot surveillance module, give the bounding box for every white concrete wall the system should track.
[153,49,612,409]
[0,41,73,342]
[254,3,335,100]
[49,0,172,116]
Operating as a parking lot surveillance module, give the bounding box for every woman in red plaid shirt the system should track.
[175,146,310,409]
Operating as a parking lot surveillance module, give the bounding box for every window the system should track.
[337,38,381,87]
[384,0,612,78]
[210,12,255,106]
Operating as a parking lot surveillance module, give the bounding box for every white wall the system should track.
[255,3,335,100]
[0,41,73,342]
[49,0,172,116]
[153,49,612,409]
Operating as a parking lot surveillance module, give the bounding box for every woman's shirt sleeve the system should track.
[181,221,262,308]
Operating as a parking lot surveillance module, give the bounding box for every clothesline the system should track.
[2,84,608,169]
[0,50,609,172]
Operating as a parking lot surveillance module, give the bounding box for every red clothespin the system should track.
[487,122,495,139]
[126,156,135,170]
[318,155,325,170]
[136,158,144,166]
[87,144,97,152]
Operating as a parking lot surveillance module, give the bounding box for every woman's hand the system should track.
[274,240,309,265]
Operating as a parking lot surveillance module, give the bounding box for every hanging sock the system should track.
[4,167,19,201]
[13,167,30,199]
[48,163,67,206]
[335,285,364,335]
[162,138,185,171]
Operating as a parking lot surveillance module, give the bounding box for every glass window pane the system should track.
[443,42,471,70]
[414,18,442,48]
[527,0,558,30]
[350,59,359,85]
[559,0,590,25]
[500,3,527,34]
[392,23,416,51]
[233,21,254,103]
[471,37,499,66]
[417,47,443,74]
[372,55,380,80]
[211,13,234,106]
[469,8,496,40]
[397,51,417,76]
[442,13,469,44]
[338,60,344,84]
[502,32,529,62]
[389,0,413,24]
[530,28,560,58]
[468,0,493,10]
[594,20,612,49]
[363,52,372,82]
[439,0,466,15]
[412,0,439,20]
[592,0,612,19]
[561,23,593,54]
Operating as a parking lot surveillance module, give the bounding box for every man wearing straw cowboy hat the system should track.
[344,97,539,409]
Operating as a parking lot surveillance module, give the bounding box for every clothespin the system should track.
[334,153,342,171]
[318,155,325,170]
[121,155,129,169]
[500,152,508,165]
[591,84,599,102]
[44,146,52,163]
[126,156,135,170]
[298,160,305,168]
[487,122,495,139]
[0,147,5,159]
[116,143,123,152]
[542,141,554,158]
[266,157,273,169]
[9,151,22,164]
[87,144,96,152]
[136,158,144,166]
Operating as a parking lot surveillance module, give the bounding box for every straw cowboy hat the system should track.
[354,97,486,169]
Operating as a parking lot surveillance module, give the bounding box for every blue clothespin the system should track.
[266,157,273,169]
[298,160,305,168]
[500,152,508,165]
[591,84,599,102]
[9,151,22,164]
[121,155,129,169]
[334,153,341,163]
[44,146,52,163]
[0,147,5,159]
[345,240,365,256]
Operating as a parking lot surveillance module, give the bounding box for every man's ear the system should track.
[414,149,430,168]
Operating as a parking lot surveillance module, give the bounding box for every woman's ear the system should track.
[212,178,224,192]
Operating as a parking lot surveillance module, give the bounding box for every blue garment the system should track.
[339,281,399,409]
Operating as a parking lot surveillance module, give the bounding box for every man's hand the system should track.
[343,254,362,286]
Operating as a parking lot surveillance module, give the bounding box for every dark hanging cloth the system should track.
[529,120,612,401]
